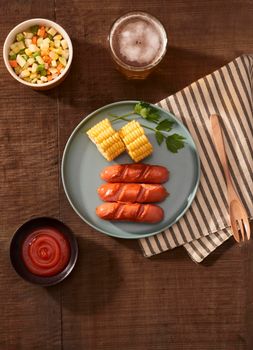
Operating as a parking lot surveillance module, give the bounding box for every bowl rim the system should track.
[9,216,78,286]
[3,18,73,88]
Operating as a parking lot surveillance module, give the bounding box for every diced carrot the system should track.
[41,50,48,57]
[38,26,46,38]
[57,63,63,72]
[43,55,51,64]
[32,36,37,44]
[9,60,18,68]
[47,75,53,81]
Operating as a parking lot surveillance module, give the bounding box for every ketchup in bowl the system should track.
[22,227,70,277]
[10,217,78,286]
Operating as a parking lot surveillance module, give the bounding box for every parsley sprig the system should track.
[109,102,186,154]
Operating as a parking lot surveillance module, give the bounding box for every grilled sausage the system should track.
[100,164,169,184]
[97,183,168,203]
[96,202,164,223]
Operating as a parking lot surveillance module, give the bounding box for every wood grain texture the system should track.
[0,1,61,349]
[0,0,253,349]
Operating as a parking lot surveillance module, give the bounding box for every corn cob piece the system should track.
[86,119,125,161]
[119,120,153,162]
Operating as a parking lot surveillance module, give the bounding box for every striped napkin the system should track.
[139,54,253,263]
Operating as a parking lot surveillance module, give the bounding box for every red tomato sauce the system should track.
[22,227,70,277]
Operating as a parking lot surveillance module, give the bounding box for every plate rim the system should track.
[61,100,201,239]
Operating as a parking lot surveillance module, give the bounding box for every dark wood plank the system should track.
[55,1,253,349]
[0,1,61,349]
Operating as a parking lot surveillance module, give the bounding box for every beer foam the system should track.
[118,20,161,65]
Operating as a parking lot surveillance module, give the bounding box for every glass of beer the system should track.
[108,12,168,79]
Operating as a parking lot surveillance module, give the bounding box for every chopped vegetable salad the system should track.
[9,25,69,84]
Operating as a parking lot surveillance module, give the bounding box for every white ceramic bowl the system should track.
[3,18,73,90]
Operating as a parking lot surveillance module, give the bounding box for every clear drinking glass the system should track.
[108,11,168,79]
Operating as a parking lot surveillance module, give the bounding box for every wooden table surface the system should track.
[1,1,253,349]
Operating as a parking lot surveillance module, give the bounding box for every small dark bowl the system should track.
[10,217,78,287]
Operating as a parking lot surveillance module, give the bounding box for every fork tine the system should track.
[243,218,251,240]
[238,219,245,242]
[230,218,240,242]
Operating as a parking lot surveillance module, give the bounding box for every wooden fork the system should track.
[210,114,251,242]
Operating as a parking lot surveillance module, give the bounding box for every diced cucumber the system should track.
[49,67,58,74]
[40,69,47,76]
[28,44,39,52]
[24,32,33,39]
[20,69,30,78]
[16,33,24,41]
[37,37,43,47]
[27,57,35,65]
[49,51,58,60]
[36,64,45,72]
[51,60,57,67]
[30,25,39,35]
[18,48,26,55]
[25,38,32,47]
[11,41,25,54]
[35,56,44,64]
[62,50,69,59]
[16,54,27,67]
[48,27,57,36]
[32,51,40,58]
[41,38,50,50]
[59,56,67,66]
[9,53,17,60]
[52,47,63,55]
[60,40,68,50]
[54,40,61,48]
[21,54,29,61]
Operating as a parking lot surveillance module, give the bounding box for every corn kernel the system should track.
[119,120,153,162]
[87,119,125,161]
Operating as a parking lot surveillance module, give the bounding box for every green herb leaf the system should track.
[155,131,164,145]
[134,102,160,122]
[156,119,175,132]
[145,112,160,122]
[134,102,149,114]
[166,134,186,153]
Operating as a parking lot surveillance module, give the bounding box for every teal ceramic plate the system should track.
[61,101,200,239]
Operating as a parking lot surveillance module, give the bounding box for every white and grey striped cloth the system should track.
[139,54,253,263]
